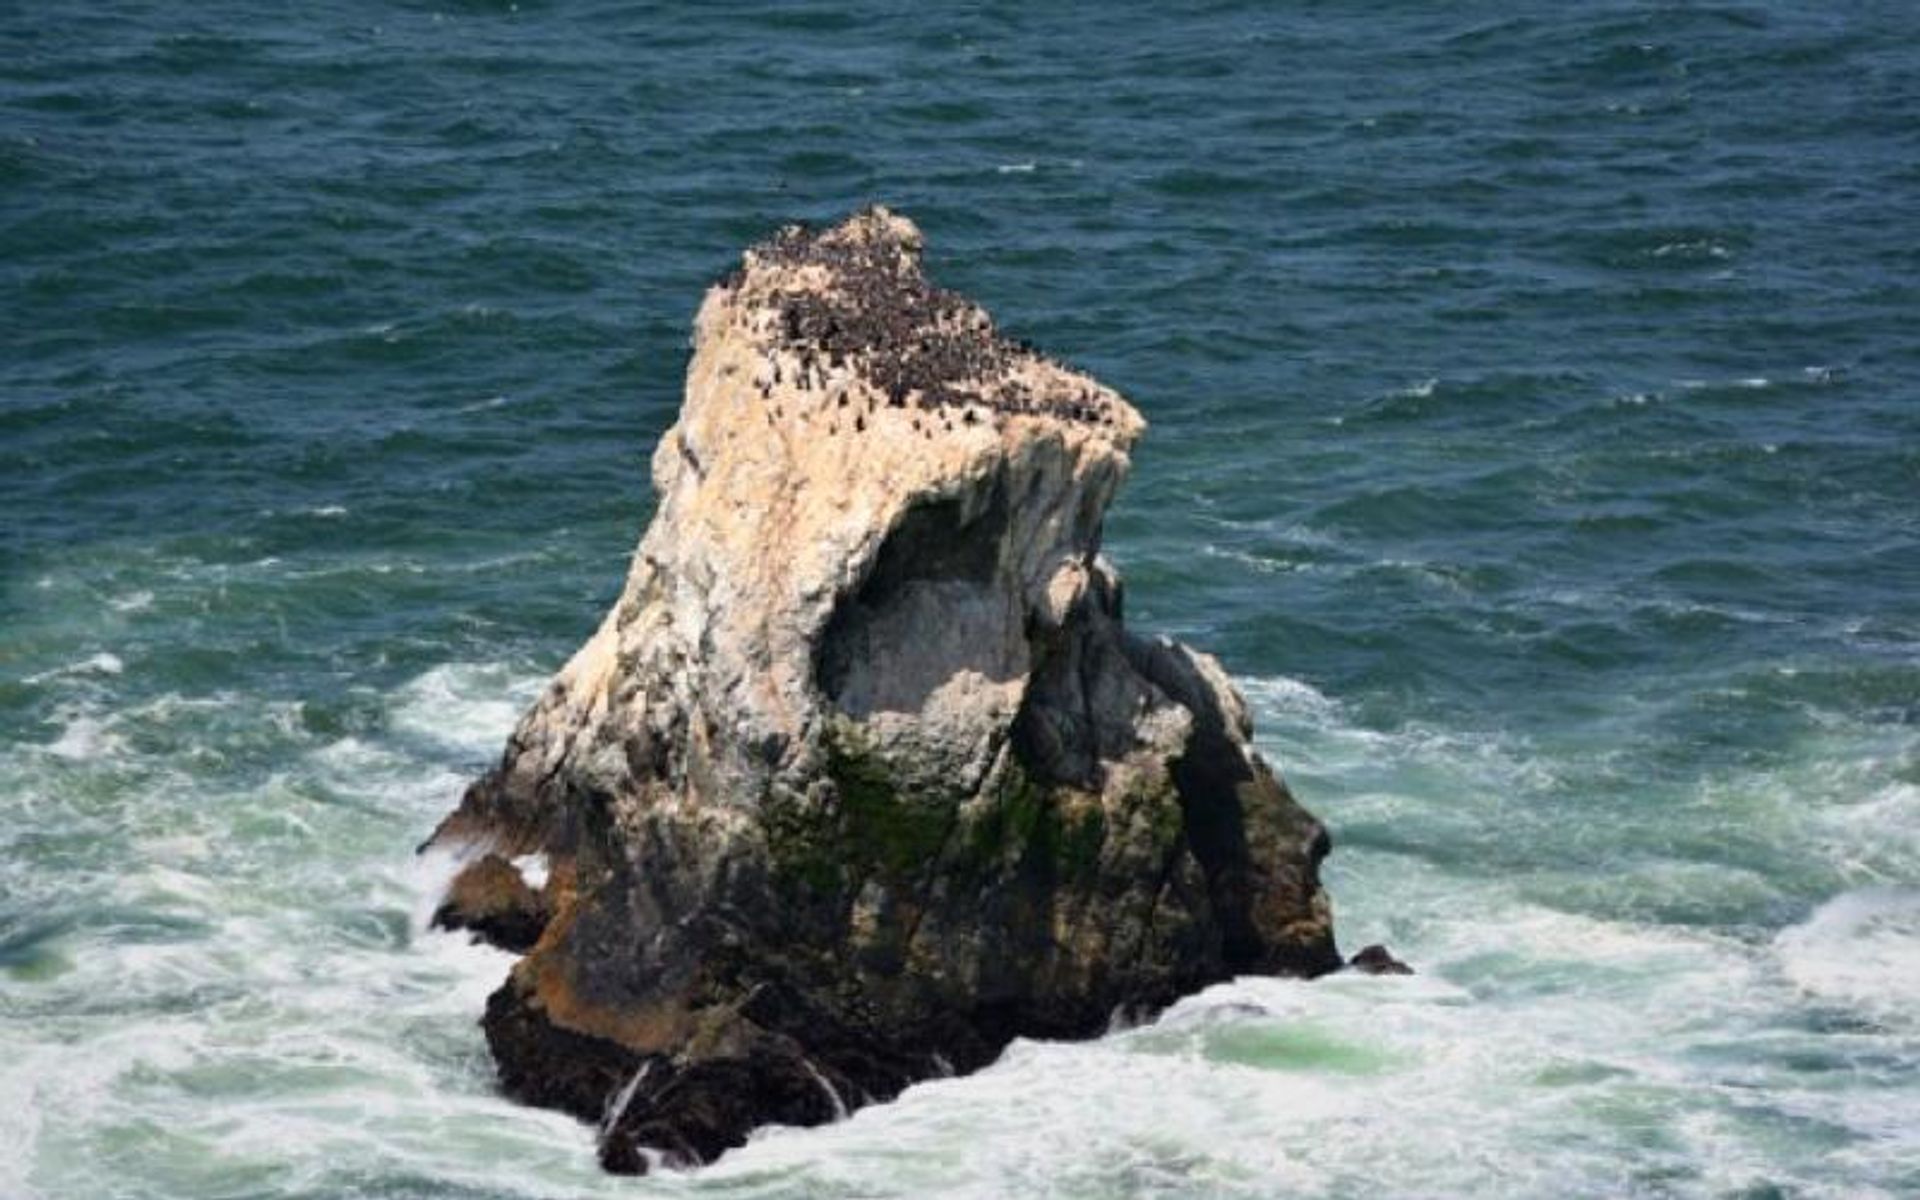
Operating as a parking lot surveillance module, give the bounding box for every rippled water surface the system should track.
[4,3,1918,1197]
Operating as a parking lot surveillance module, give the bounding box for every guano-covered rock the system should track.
[425,207,1340,1173]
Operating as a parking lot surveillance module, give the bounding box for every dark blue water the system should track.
[5,4,1917,1197]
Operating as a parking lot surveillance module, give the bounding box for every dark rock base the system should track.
[482,966,1233,1175]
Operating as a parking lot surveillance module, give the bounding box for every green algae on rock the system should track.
[424,208,1340,1173]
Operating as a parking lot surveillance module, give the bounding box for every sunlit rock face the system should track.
[426,207,1340,1173]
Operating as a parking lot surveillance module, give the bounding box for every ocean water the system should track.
[4,2,1917,1196]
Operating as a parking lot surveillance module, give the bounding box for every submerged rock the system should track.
[1346,943,1414,976]
[425,207,1340,1173]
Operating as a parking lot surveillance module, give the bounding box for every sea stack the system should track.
[425,207,1341,1172]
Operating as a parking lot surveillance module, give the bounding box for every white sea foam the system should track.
[45,711,124,760]
[22,651,124,684]
[1199,542,1304,575]
[388,661,544,758]
[1651,239,1731,260]
[1236,673,1342,720]
[1774,887,1920,1025]
[1679,374,1774,391]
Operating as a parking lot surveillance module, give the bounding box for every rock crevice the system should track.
[426,207,1340,1173]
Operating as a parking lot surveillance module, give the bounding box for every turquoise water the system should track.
[4,3,1917,1196]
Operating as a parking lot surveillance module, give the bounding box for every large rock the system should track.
[425,207,1340,1173]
